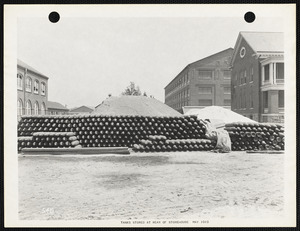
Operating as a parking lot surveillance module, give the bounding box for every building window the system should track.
[223,70,231,79]
[41,82,46,95]
[278,90,284,108]
[25,77,32,92]
[223,86,230,94]
[239,71,243,85]
[18,99,23,116]
[198,70,213,79]
[250,66,254,82]
[276,63,284,82]
[34,101,39,115]
[34,80,39,94]
[250,88,254,108]
[264,65,270,82]
[199,99,212,106]
[26,100,32,115]
[244,70,247,83]
[17,74,23,90]
[199,87,212,94]
[244,90,247,109]
[187,88,189,97]
[263,91,268,109]
[224,99,231,106]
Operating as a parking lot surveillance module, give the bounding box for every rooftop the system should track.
[17,59,49,79]
[47,101,69,111]
[240,31,284,53]
[164,48,233,89]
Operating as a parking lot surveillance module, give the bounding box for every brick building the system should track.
[230,32,284,123]
[17,59,49,120]
[164,48,233,113]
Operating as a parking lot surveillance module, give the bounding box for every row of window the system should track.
[264,63,284,82]
[197,70,231,80]
[263,90,284,109]
[166,69,231,98]
[17,74,46,95]
[234,67,254,86]
[198,99,231,107]
[17,99,46,116]
[171,100,189,110]
[166,88,190,103]
[165,73,190,96]
[198,86,230,94]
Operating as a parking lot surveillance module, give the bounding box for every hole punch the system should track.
[49,11,60,23]
[244,12,255,23]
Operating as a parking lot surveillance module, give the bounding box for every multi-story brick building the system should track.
[164,48,233,113]
[17,59,49,120]
[230,32,284,123]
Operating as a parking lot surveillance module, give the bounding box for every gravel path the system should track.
[18,151,284,220]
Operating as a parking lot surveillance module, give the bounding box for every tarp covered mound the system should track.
[184,106,257,124]
[94,96,182,117]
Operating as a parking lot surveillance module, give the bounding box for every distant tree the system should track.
[143,92,147,97]
[122,82,142,96]
[108,94,112,97]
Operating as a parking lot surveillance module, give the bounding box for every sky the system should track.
[17,16,283,109]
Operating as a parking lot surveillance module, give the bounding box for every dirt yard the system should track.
[18,151,284,220]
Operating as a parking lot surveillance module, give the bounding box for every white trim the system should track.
[260,56,284,66]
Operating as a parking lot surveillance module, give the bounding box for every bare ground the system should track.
[18,151,284,220]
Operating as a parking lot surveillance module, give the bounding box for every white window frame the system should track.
[26,100,32,115]
[25,77,32,92]
[34,101,39,115]
[41,82,46,96]
[18,99,23,116]
[34,80,39,94]
[17,74,23,90]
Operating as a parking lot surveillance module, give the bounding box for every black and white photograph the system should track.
[4,4,296,227]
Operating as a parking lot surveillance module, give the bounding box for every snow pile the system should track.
[94,96,182,117]
[184,106,257,124]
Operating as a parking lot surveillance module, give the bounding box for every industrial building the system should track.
[230,32,284,123]
[164,48,233,113]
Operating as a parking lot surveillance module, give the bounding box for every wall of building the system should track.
[231,38,261,121]
[17,65,48,117]
[189,53,232,108]
[165,68,190,111]
[165,48,233,112]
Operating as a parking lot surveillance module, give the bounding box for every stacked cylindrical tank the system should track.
[17,115,285,152]
[18,116,77,137]
[17,114,207,149]
[74,115,206,148]
[132,135,216,152]
[224,122,284,151]
[18,132,81,150]
[18,137,33,151]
